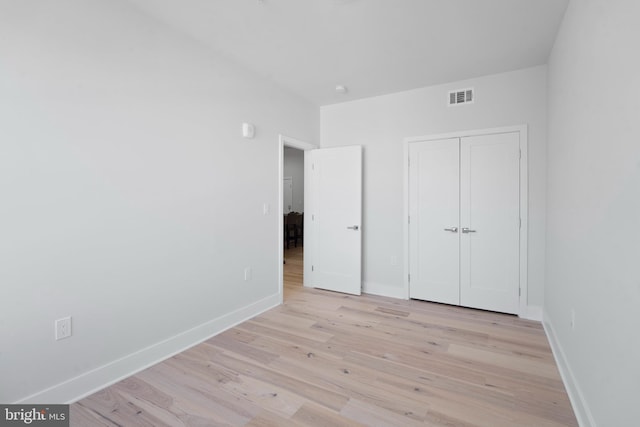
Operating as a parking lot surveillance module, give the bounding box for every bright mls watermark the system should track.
[0,405,69,426]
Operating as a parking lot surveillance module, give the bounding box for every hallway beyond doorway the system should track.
[283,245,303,300]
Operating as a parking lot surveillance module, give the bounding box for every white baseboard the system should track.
[363,281,407,299]
[520,305,543,321]
[542,311,596,427]
[16,293,281,404]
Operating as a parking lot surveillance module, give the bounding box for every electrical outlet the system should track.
[55,316,72,340]
[244,267,252,281]
[390,256,398,266]
[263,203,270,215]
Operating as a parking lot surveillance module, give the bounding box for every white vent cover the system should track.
[448,88,474,106]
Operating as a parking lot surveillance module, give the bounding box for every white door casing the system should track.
[305,146,362,295]
[404,126,527,316]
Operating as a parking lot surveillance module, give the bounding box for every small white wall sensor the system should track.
[242,122,255,139]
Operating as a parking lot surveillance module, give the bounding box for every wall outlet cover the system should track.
[55,317,72,340]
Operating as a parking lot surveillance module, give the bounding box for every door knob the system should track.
[347,225,359,230]
[462,227,476,233]
[444,227,458,233]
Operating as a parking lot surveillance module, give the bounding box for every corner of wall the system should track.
[542,311,597,427]
[521,305,543,322]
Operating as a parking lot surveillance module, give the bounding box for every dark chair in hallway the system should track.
[285,212,303,249]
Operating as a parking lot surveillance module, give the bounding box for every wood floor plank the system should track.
[206,351,349,412]
[291,402,366,427]
[217,374,307,418]
[70,402,121,427]
[71,246,577,426]
[447,343,561,379]
[243,409,300,427]
[339,399,424,427]
[134,365,257,425]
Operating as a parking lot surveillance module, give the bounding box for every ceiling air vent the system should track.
[448,88,474,106]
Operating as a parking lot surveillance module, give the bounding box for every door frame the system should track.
[278,134,317,303]
[403,125,529,316]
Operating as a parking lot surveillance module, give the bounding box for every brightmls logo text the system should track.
[4,408,46,424]
[0,405,68,426]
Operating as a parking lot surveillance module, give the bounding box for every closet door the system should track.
[460,132,520,314]
[409,138,460,305]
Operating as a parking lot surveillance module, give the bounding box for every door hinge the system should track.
[312,265,314,272]
[408,273,410,283]
[312,214,315,221]
[408,157,410,167]
[519,149,522,159]
[312,163,315,171]
[519,288,521,297]
[408,216,411,224]
[519,217,522,228]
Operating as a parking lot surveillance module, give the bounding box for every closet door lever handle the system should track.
[444,227,458,233]
[462,227,476,233]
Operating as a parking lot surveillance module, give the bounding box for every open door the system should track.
[304,146,362,295]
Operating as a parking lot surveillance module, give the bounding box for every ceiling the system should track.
[126,0,569,106]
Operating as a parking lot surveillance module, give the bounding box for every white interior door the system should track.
[409,138,460,305]
[305,146,362,295]
[283,177,293,213]
[460,132,520,314]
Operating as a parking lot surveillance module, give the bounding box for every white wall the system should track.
[321,66,547,306]
[283,147,304,212]
[545,0,640,425]
[0,0,317,403]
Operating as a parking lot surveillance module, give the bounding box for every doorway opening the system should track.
[278,135,316,303]
[283,147,304,294]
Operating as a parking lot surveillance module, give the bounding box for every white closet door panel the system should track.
[409,139,460,305]
[460,132,520,314]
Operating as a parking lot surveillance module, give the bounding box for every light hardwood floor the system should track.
[71,246,577,426]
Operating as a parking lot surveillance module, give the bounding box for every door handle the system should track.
[462,227,476,233]
[444,227,458,233]
[347,225,359,230]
